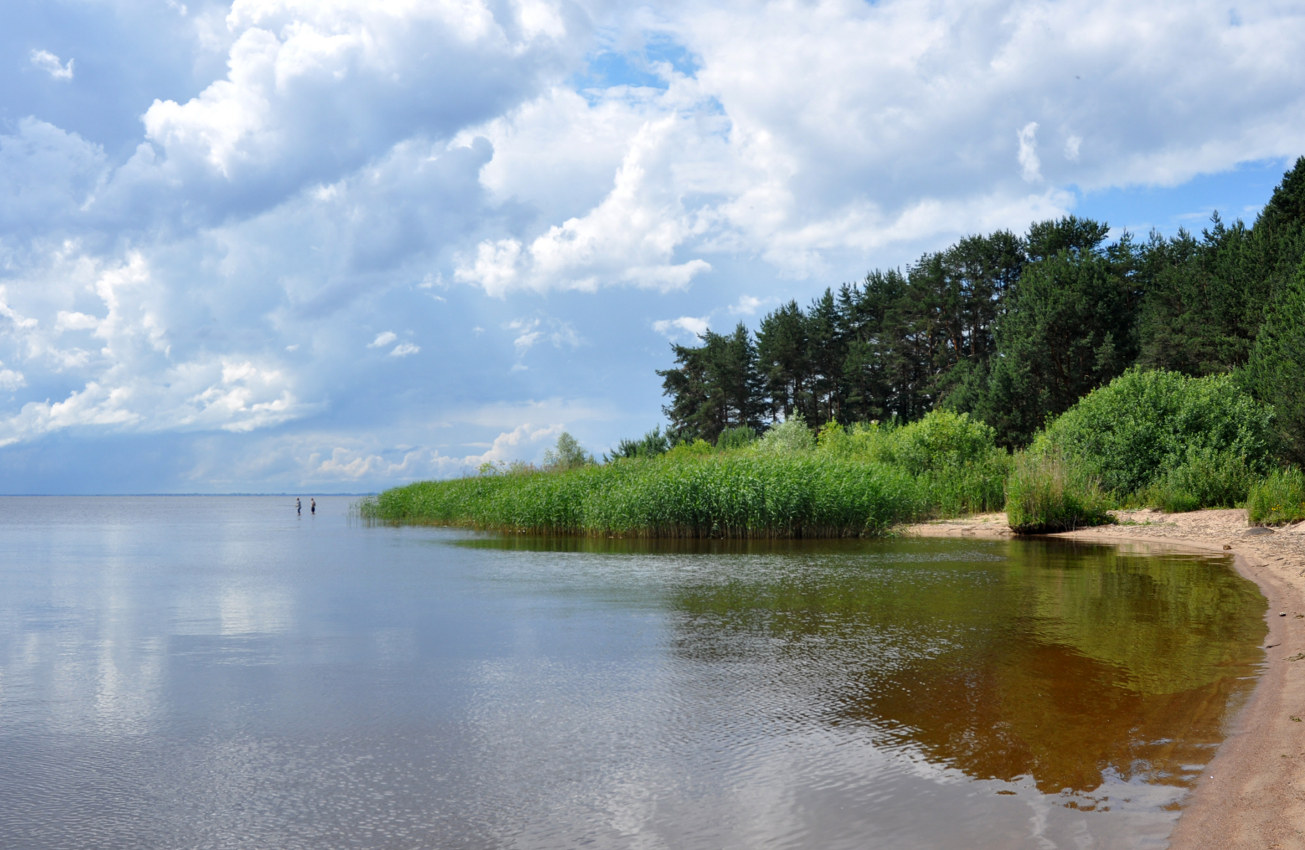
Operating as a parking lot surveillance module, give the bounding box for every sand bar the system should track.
[901,509,1305,849]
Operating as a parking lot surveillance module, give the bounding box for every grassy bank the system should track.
[363,370,1295,537]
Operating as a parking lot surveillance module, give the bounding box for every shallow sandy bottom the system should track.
[901,509,1305,849]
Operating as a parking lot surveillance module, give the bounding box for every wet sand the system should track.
[901,509,1305,849]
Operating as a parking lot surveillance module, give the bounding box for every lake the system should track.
[0,496,1266,849]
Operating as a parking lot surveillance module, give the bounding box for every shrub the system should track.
[1033,368,1276,508]
[754,416,816,454]
[1140,446,1258,513]
[607,426,672,461]
[1006,450,1114,534]
[667,438,714,459]
[543,431,594,470]
[880,409,1001,476]
[815,419,891,459]
[1247,468,1305,526]
[716,425,758,451]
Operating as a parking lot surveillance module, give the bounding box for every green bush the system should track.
[754,416,816,454]
[879,409,1000,475]
[543,431,594,471]
[1140,446,1258,513]
[1247,468,1305,526]
[1033,368,1276,508]
[716,425,758,451]
[1006,450,1114,534]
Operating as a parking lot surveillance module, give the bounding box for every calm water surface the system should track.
[0,496,1266,849]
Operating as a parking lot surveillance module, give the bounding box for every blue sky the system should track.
[1,0,1303,494]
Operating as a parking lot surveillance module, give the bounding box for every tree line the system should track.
[658,157,1305,459]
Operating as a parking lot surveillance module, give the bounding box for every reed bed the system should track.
[360,410,1011,538]
[363,453,931,538]
[1005,450,1113,534]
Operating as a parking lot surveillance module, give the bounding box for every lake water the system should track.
[0,496,1266,849]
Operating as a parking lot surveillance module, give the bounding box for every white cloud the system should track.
[0,119,107,230]
[309,445,437,481]
[1064,134,1082,163]
[0,366,25,392]
[652,316,709,339]
[100,0,587,227]
[4,0,1305,491]
[456,238,524,296]
[506,317,581,358]
[29,49,74,81]
[1017,122,1041,183]
[455,102,726,294]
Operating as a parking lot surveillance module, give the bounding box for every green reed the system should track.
[359,410,1012,538]
[1246,467,1305,526]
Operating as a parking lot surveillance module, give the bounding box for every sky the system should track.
[1,0,1303,495]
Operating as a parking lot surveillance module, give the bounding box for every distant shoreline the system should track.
[0,492,377,498]
[902,509,1305,849]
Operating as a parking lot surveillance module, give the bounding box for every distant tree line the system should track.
[658,157,1305,460]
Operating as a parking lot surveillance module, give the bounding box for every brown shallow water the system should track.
[0,497,1267,848]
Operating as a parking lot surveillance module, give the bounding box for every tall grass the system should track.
[1246,468,1305,526]
[362,452,928,538]
[1005,450,1113,534]
[361,409,1009,538]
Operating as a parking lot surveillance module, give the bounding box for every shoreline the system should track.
[901,509,1305,848]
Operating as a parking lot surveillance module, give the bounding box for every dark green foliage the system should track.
[658,322,763,443]
[1241,257,1305,464]
[755,300,811,422]
[1140,447,1260,513]
[715,425,757,451]
[656,160,1305,454]
[1246,468,1305,526]
[607,426,672,461]
[1025,215,1111,261]
[1034,368,1275,506]
[1136,219,1261,375]
[967,222,1137,447]
[1250,156,1305,308]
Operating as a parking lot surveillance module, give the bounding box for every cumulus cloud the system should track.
[455,113,718,295]
[29,49,74,81]
[0,119,107,232]
[731,296,766,316]
[452,0,1305,293]
[3,0,1305,491]
[652,316,709,339]
[0,366,26,392]
[99,0,587,228]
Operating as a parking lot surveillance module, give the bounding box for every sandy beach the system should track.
[902,509,1305,849]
